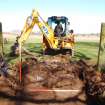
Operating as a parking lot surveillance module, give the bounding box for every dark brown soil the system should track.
[0,56,105,105]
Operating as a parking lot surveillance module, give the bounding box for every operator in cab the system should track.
[54,22,63,37]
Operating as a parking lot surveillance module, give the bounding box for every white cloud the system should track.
[0,12,29,32]
[0,11,105,34]
[69,15,105,34]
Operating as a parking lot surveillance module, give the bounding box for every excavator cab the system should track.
[47,16,70,37]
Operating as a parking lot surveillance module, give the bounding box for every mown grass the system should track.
[3,37,105,67]
[75,42,99,60]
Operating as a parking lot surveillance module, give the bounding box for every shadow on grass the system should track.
[74,51,91,60]
[101,64,105,72]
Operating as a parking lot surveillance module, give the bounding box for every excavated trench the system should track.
[0,55,105,105]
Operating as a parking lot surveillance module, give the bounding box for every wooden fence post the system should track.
[97,23,105,71]
[0,22,4,57]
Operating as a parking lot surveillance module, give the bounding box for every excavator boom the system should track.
[18,10,56,49]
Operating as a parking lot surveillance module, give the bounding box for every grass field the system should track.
[3,35,105,69]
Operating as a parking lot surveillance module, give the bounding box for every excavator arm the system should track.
[18,10,57,49]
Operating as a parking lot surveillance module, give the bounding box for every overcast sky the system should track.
[0,0,105,33]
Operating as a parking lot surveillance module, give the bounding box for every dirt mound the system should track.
[0,56,105,105]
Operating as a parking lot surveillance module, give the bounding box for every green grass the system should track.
[74,42,99,60]
[3,38,105,66]
[74,42,105,68]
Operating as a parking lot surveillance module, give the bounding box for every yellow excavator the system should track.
[11,10,75,56]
